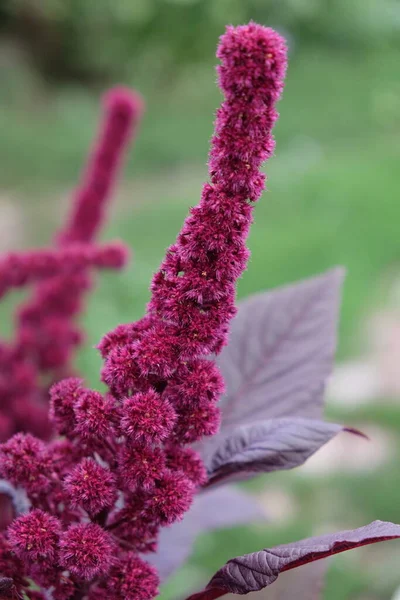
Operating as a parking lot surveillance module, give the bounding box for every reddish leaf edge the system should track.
[343,426,370,440]
[185,520,400,600]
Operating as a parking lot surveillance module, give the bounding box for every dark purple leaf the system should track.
[198,269,344,462]
[190,560,328,600]
[220,562,327,600]
[147,486,265,582]
[205,418,346,487]
[185,520,400,600]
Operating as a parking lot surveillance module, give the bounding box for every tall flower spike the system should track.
[100,21,287,527]
[0,25,288,600]
[147,22,287,358]
[14,89,141,372]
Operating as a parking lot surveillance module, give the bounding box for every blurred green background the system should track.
[1,1,400,598]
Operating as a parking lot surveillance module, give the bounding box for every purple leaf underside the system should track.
[185,520,400,600]
[198,268,345,463]
[147,486,265,582]
[205,418,345,487]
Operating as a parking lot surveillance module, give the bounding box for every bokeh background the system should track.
[1,1,400,598]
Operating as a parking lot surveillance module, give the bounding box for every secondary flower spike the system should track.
[0,23,288,600]
[0,87,141,443]
[58,86,144,245]
[15,86,142,374]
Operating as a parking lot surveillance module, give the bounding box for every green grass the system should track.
[1,43,400,599]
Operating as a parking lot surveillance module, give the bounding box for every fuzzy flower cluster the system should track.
[0,24,287,600]
[0,88,141,443]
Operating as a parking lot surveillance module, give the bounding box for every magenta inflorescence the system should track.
[0,87,141,443]
[0,23,287,600]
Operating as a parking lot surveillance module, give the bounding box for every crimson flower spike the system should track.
[146,23,287,355]
[57,86,144,246]
[94,22,287,581]
[0,24,288,600]
[14,87,142,376]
